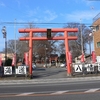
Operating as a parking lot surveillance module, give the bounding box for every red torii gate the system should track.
[19,28,78,78]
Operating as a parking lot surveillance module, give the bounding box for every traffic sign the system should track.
[74,64,82,72]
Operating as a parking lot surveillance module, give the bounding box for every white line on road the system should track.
[51,91,68,95]
[16,92,34,96]
[85,88,100,93]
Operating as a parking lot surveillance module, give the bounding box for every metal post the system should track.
[89,38,91,61]
[45,45,47,68]
[80,19,83,54]
[14,19,17,76]
[5,36,7,66]
[14,19,16,55]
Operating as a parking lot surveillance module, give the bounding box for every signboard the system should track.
[16,66,26,74]
[85,64,94,72]
[98,63,100,71]
[4,66,12,75]
[97,56,100,63]
[74,64,83,72]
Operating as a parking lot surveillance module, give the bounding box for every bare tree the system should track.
[7,22,91,62]
[7,23,62,61]
[58,23,91,60]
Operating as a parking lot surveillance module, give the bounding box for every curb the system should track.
[0,76,100,85]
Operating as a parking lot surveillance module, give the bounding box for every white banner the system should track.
[97,56,100,63]
[98,63,100,71]
[4,66,12,75]
[16,66,26,74]
[74,64,83,72]
[85,64,94,72]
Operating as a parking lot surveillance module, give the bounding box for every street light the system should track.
[1,26,7,65]
[80,19,85,63]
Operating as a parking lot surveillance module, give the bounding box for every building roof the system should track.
[93,12,100,23]
[50,54,58,57]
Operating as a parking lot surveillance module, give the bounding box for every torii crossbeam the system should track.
[19,28,78,78]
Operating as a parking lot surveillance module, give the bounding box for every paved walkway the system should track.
[0,67,100,85]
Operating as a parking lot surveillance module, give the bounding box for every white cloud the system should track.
[25,9,58,23]
[43,10,58,22]
[26,7,39,17]
[62,10,100,23]
[83,0,95,5]
[27,10,37,17]
[0,2,6,7]
[16,0,21,8]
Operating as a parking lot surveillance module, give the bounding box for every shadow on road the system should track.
[33,68,67,79]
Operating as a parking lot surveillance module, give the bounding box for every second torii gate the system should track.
[19,28,78,78]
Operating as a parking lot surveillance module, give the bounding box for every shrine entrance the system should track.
[19,28,78,78]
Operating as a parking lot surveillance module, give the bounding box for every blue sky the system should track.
[0,0,100,51]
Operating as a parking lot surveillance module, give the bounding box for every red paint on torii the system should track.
[19,28,78,77]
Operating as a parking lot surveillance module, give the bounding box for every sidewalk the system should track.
[0,67,100,85]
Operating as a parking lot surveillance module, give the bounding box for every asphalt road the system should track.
[0,92,100,100]
[0,79,100,100]
[32,67,67,79]
[0,67,100,100]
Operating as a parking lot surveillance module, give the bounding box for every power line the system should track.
[0,22,92,26]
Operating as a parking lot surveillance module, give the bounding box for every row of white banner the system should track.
[3,64,100,75]
[3,66,27,75]
[73,63,100,72]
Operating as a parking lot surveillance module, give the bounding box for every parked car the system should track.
[25,63,37,70]
[32,63,37,69]
[51,60,56,66]
[60,63,66,68]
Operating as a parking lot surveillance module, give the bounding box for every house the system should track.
[0,52,13,61]
[49,54,58,66]
[92,13,100,56]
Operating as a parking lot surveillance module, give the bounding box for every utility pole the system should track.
[2,26,7,66]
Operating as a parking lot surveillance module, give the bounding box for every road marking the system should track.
[0,90,100,98]
[16,92,34,96]
[85,88,100,93]
[51,91,68,95]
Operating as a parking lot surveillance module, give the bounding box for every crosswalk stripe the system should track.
[51,91,68,95]
[85,88,100,93]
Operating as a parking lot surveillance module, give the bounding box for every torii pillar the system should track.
[19,28,78,78]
